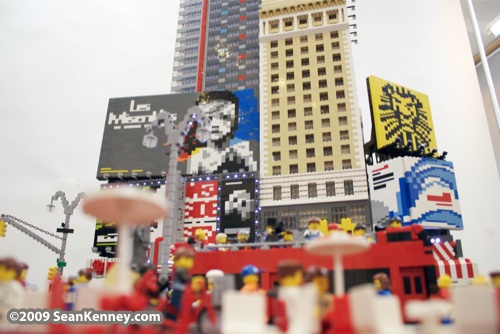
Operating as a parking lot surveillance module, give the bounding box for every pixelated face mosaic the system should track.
[368,157,463,230]
[367,76,438,152]
[97,89,259,180]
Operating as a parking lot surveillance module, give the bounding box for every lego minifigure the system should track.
[264,225,279,242]
[206,269,224,293]
[195,228,208,250]
[215,232,228,245]
[353,224,366,237]
[305,266,332,320]
[15,262,28,288]
[64,276,78,311]
[282,230,294,242]
[191,275,207,307]
[389,217,403,229]
[436,274,452,301]
[373,272,392,295]
[237,229,251,249]
[240,265,264,294]
[304,216,324,240]
[77,268,93,285]
[168,246,196,320]
[0,258,25,330]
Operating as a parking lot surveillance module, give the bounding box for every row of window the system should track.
[273,179,354,201]
[272,159,352,175]
[266,10,339,34]
[271,104,347,121]
[271,116,348,134]
[270,54,342,72]
[272,145,350,161]
[271,130,349,147]
[270,32,340,49]
[270,91,345,107]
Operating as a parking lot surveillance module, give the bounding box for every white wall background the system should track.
[0,0,498,290]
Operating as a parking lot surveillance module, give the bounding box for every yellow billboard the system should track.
[367,76,437,153]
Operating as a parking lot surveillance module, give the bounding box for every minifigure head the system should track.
[470,275,490,286]
[215,233,227,245]
[390,218,402,228]
[16,262,28,281]
[437,274,452,289]
[241,265,260,285]
[278,260,304,287]
[237,230,250,243]
[490,272,500,288]
[174,247,196,270]
[0,257,18,282]
[308,217,320,231]
[67,276,78,287]
[283,230,294,242]
[327,223,342,235]
[305,266,329,294]
[266,226,274,234]
[191,275,206,293]
[353,224,366,237]
[77,269,93,284]
[195,228,206,242]
[373,272,391,292]
[206,269,224,291]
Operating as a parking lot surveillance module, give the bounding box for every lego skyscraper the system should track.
[258,0,370,229]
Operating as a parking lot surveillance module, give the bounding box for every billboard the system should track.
[97,89,259,180]
[183,179,218,244]
[367,76,437,153]
[368,157,463,230]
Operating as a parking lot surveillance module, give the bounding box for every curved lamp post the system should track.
[143,106,211,283]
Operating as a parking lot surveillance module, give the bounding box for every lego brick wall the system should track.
[367,76,438,152]
[96,89,259,180]
[368,157,463,229]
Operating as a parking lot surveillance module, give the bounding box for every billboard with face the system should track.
[368,157,463,230]
[97,89,259,180]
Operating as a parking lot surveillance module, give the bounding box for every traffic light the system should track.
[47,267,58,280]
[0,220,6,237]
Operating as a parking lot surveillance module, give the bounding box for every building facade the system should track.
[171,0,261,94]
[258,0,371,230]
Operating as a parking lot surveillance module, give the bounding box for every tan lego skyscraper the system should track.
[258,0,370,229]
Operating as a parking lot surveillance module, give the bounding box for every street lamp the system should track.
[143,106,211,283]
[47,191,87,276]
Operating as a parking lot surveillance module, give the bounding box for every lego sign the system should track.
[183,180,218,243]
[368,157,463,229]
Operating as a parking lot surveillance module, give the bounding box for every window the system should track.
[336,91,345,99]
[290,184,300,199]
[272,98,279,107]
[332,53,341,62]
[326,181,336,196]
[322,132,332,142]
[285,38,293,46]
[331,31,339,39]
[340,130,349,140]
[321,105,330,114]
[272,111,280,120]
[339,116,348,126]
[301,58,310,66]
[271,86,279,94]
[303,82,311,91]
[305,134,314,144]
[271,41,278,48]
[300,36,308,43]
[316,44,324,52]
[273,166,281,176]
[320,92,328,101]
[341,145,350,154]
[284,20,293,28]
[332,41,340,49]
[272,124,280,133]
[286,60,294,68]
[301,46,308,54]
[288,122,297,131]
[308,183,317,197]
[272,138,280,146]
[324,161,334,171]
[271,74,279,82]
[288,109,296,118]
[306,148,315,158]
[314,15,322,23]
[305,120,313,130]
[323,147,333,156]
[302,70,310,78]
[304,107,313,116]
[319,80,327,88]
[271,51,278,59]
[344,180,354,195]
[315,33,323,41]
[290,164,298,174]
[342,159,352,170]
[317,55,325,64]
[289,136,297,145]
[334,65,342,74]
[287,84,295,92]
[287,96,295,105]
[327,11,338,22]
[272,152,281,161]
[338,103,346,112]
[270,22,279,31]
[322,118,330,128]
[303,94,312,103]
[299,17,308,26]
[273,185,282,200]
[286,72,294,80]
[271,63,279,71]
[335,78,344,86]
[289,150,298,159]
[286,49,293,57]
